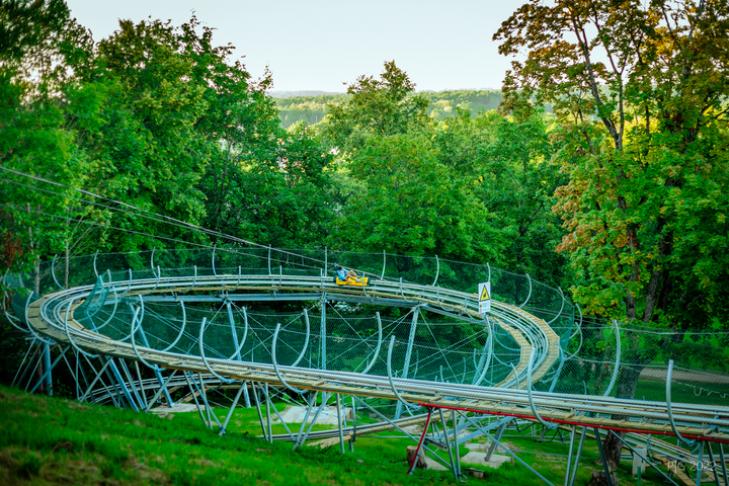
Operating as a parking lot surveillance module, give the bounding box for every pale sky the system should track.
[66,0,523,93]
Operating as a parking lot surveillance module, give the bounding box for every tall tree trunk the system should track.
[599,357,646,483]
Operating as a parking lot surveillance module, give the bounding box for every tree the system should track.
[434,110,566,285]
[333,132,510,262]
[0,0,93,274]
[495,0,729,475]
[202,124,336,249]
[321,61,429,150]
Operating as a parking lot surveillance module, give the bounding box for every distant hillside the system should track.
[275,90,503,128]
[269,90,343,99]
[275,93,347,127]
[425,90,503,119]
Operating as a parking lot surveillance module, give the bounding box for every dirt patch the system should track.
[67,402,90,411]
[126,457,169,485]
[40,457,105,484]
[0,447,42,481]
[52,440,75,453]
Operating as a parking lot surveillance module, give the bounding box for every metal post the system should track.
[117,359,145,410]
[12,340,39,388]
[132,361,149,409]
[594,428,615,486]
[184,371,210,428]
[350,396,356,452]
[251,383,267,440]
[264,383,273,443]
[438,408,458,479]
[242,381,251,408]
[396,306,420,419]
[211,244,217,276]
[145,370,178,411]
[219,384,246,436]
[408,407,433,475]
[485,421,508,461]
[336,393,345,454]
[432,255,440,286]
[79,359,112,402]
[226,301,241,361]
[295,393,326,450]
[707,443,720,486]
[108,359,140,412]
[696,442,704,486]
[320,295,327,369]
[567,427,587,486]
[718,443,728,486]
[135,314,174,407]
[564,426,576,486]
[197,374,221,428]
[452,409,461,478]
[31,345,72,395]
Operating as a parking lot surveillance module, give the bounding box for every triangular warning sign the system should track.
[479,284,490,302]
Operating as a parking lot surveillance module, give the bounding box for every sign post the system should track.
[478,281,491,316]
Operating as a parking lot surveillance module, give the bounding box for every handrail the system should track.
[361,312,383,374]
[271,323,306,395]
[198,317,235,384]
[386,335,416,412]
[160,300,188,352]
[602,320,621,397]
[666,359,696,448]
[129,304,157,371]
[63,299,98,358]
[526,348,557,430]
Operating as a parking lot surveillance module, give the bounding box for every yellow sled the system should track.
[335,274,369,287]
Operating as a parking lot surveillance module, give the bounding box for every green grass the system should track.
[0,386,454,485]
[0,385,672,485]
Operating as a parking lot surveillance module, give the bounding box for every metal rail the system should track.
[23,272,729,444]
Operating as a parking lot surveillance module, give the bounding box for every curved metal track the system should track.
[23,271,729,444]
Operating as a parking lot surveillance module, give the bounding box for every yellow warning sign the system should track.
[478,281,491,316]
[479,284,490,302]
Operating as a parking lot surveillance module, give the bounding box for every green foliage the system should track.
[493,0,729,429]
[335,132,509,261]
[320,65,565,281]
[276,94,347,127]
[0,1,92,271]
[3,3,726,388]
[201,125,337,248]
[495,0,729,333]
[434,110,565,283]
[321,61,430,150]
[0,4,336,269]
[275,90,505,129]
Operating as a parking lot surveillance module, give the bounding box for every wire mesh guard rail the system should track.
[3,246,729,484]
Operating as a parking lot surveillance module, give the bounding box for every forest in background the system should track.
[275,89,504,128]
[1,0,728,402]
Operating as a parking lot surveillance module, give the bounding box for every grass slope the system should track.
[0,385,674,485]
[0,386,455,485]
